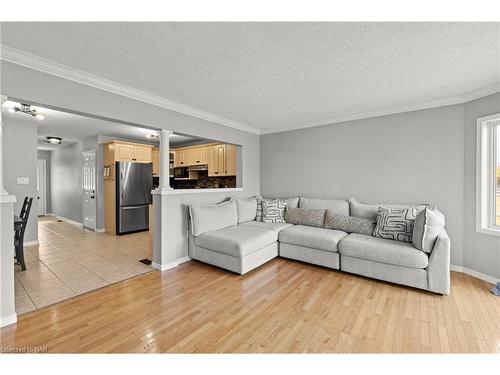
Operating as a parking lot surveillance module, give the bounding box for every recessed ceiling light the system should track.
[46,136,62,145]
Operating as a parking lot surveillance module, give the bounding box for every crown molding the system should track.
[260,82,500,135]
[0,45,261,135]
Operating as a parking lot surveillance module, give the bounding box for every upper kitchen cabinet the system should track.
[152,147,160,176]
[111,141,152,163]
[191,146,208,165]
[208,143,237,176]
[173,145,208,167]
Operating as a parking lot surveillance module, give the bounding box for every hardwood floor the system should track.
[1,258,499,353]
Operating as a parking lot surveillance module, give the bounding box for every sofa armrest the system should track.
[426,229,450,295]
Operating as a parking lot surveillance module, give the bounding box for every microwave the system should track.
[173,167,189,179]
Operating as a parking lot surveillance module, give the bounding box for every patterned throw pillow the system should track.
[373,207,419,243]
[262,199,288,223]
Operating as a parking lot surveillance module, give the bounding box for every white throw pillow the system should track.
[412,207,445,253]
[236,198,258,223]
[189,199,238,236]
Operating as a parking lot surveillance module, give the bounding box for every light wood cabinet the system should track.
[113,141,152,163]
[175,149,189,167]
[173,145,208,167]
[225,144,237,176]
[152,148,159,176]
[208,144,226,176]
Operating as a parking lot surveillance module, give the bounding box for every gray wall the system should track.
[37,150,51,213]
[463,93,500,279]
[3,118,38,242]
[50,141,83,223]
[261,105,465,267]
[2,62,260,260]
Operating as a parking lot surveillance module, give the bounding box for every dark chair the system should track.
[15,197,33,271]
[19,196,29,218]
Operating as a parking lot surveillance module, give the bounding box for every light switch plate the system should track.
[17,177,30,185]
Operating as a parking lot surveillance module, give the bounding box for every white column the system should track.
[0,95,8,195]
[159,129,173,191]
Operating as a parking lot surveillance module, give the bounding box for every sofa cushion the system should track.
[236,198,258,223]
[190,199,237,236]
[412,207,445,253]
[195,225,277,258]
[240,220,294,233]
[279,225,348,252]
[256,197,299,221]
[338,233,428,269]
[324,212,375,236]
[299,197,349,216]
[349,198,429,220]
[285,207,326,227]
[373,207,419,243]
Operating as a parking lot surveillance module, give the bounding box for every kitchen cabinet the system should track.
[152,148,159,176]
[113,142,152,163]
[191,146,208,165]
[173,145,207,166]
[175,149,189,167]
[207,144,237,176]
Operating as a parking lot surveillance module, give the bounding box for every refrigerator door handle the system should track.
[121,205,147,210]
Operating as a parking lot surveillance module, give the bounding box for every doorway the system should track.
[37,159,46,216]
[82,149,97,231]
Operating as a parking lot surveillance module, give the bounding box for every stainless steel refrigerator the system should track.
[116,161,152,235]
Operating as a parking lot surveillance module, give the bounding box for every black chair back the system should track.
[20,196,30,218]
[16,197,33,241]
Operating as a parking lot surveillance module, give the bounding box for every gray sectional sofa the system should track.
[188,197,450,295]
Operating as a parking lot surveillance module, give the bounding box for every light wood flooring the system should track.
[14,217,152,314]
[2,258,500,353]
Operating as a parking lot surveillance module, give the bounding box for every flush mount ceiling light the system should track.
[7,102,45,120]
[46,136,62,145]
[145,132,160,139]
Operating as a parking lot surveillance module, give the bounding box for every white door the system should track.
[37,159,46,216]
[82,150,97,230]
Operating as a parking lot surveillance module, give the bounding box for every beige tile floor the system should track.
[15,216,153,315]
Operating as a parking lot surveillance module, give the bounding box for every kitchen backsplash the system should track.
[173,175,237,189]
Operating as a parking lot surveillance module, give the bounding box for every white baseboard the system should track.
[50,214,83,228]
[0,313,17,328]
[451,265,499,285]
[95,228,105,233]
[23,240,39,247]
[152,256,192,272]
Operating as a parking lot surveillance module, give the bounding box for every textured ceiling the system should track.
[1,22,499,132]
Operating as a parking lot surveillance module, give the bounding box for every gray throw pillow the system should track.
[285,208,326,227]
[373,207,419,243]
[324,211,376,235]
[349,198,429,220]
[262,199,288,223]
[236,197,258,223]
[412,207,445,253]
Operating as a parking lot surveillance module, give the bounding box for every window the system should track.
[476,113,500,236]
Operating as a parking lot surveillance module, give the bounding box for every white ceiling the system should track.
[2,101,198,150]
[1,22,499,133]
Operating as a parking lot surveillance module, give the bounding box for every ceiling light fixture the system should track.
[7,103,45,120]
[46,136,62,145]
[145,132,160,139]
